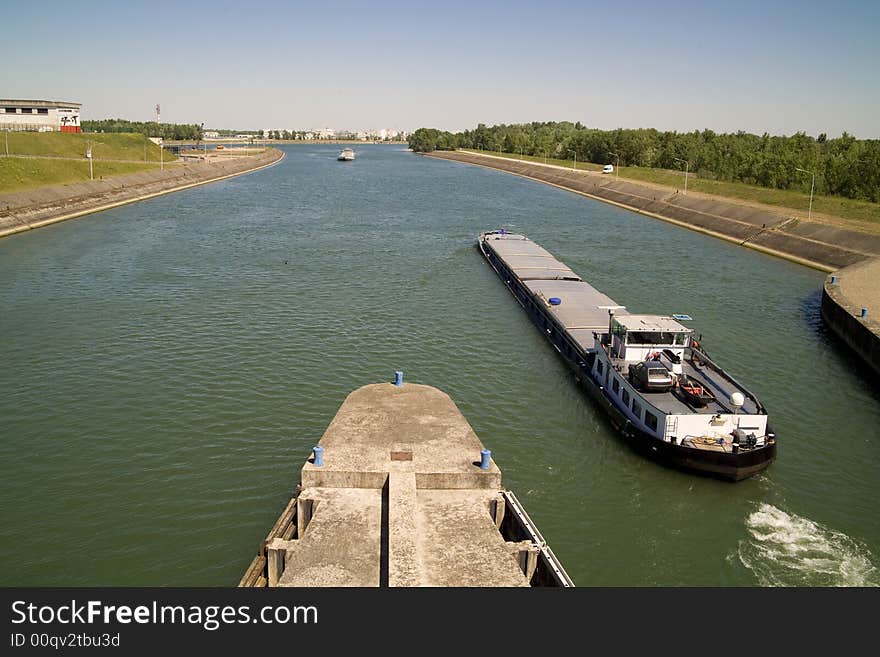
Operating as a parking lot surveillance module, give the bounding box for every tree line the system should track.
[408,122,880,202]
[82,119,204,141]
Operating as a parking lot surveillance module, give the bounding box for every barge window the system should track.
[632,399,642,419]
[622,389,630,405]
[37,108,48,114]
[645,411,658,431]
[612,378,619,394]
[628,331,678,345]
[596,360,604,375]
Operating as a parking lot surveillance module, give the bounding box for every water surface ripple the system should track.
[1,145,878,586]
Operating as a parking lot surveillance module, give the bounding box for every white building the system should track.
[0,99,82,132]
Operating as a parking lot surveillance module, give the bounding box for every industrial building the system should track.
[0,99,81,132]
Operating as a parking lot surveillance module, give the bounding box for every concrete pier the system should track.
[240,381,573,587]
[822,258,880,377]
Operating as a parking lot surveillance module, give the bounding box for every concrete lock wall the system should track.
[821,268,880,378]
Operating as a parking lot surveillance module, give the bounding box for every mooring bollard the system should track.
[312,446,324,467]
[394,370,404,386]
[480,449,491,470]
[861,308,868,318]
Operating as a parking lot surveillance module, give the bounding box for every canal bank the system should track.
[424,150,880,272]
[424,150,880,382]
[0,147,284,239]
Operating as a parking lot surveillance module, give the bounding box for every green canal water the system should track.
[1,145,878,586]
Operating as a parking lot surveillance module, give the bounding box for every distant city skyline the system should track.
[2,0,878,138]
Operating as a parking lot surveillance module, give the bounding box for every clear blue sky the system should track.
[2,0,878,137]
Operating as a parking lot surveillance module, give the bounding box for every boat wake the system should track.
[737,504,878,587]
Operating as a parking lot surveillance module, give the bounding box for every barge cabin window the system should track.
[628,331,688,346]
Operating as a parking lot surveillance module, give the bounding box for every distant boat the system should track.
[337,148,355,161]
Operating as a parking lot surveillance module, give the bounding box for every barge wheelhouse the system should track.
[478,229,776,481]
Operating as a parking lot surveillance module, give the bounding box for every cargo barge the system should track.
[478,230,776,481]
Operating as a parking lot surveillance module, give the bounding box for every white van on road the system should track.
[602,164,614,174]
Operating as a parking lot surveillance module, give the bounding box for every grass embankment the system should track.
[459,149,880,227]
[3,132,174,162]
[0,159,164,194]
[0,132,176,194]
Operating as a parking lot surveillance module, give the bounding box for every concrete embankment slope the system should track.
[425,150,880,272]
[426,150,880,379]
[822,260,880,377]
[0,148,284,239]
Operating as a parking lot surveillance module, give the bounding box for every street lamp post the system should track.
[608,151,620,179]
[568,150,577,171]
[673,157,690,194]
[796,167,816,221]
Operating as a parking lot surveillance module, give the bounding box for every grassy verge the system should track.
[459,149,880,226]
[2,132,175,163]
[0,158,164,194]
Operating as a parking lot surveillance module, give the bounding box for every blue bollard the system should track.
[394,370,404,386]
[830,275,836,284]
[861,308,868,318]
[312,446,324,467]
[480,449,491,470]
